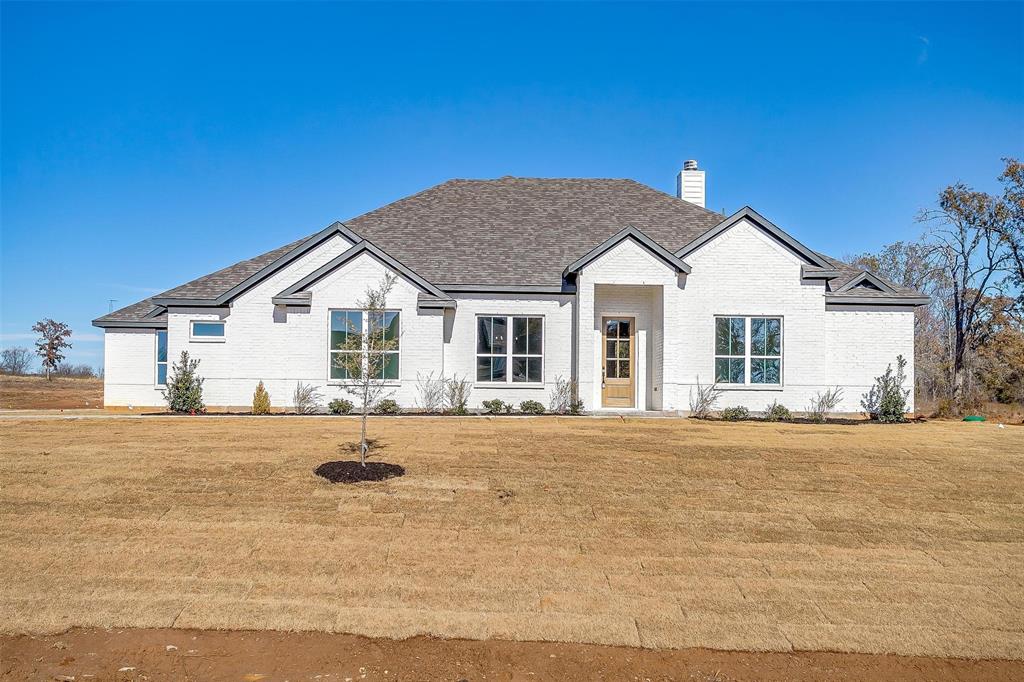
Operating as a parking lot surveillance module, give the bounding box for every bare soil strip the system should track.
[1,416,1021,662]
[3,627,1023,682]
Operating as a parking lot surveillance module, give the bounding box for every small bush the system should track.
[688,376,722,419]
[444,375,472,415]
[376,398,400,414]
[163,351,205,413]
[328,398,353,415]
[482,399,513,414]
[807,386,843,423]
[252,381,271,415]
[550,376,584,415]
[414,371,445,412]
[519,400,545,415]
[293,382,322,414]
[763,401,792,422]
[721,406,749,421]
[861,355,910,423]
[934,397,955,419]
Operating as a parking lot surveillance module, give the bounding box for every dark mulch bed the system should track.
[702,416,928,426]
[314,460,405,484]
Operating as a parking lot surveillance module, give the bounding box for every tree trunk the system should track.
[360,383,369,467]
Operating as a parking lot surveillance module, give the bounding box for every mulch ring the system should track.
[314,460,405,483]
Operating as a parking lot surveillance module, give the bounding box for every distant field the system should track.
[0,374,103,410]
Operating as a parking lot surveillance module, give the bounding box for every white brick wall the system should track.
[825,305,916,412]
[445,293,574,408]
[667,219,827,412]
[103,328,164,407]
[102,221,917,414]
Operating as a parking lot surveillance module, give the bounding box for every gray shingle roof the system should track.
[93,177,925,326]
[343,178,723,286]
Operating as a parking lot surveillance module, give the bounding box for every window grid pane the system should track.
[714,317,746,384]
[511,316,542,383]
[714,316,781,385]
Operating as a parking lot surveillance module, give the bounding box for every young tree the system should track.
[332,274,399,465]
[918,172,1017,408]
[0,347,34,375]
[163,350,205,413]
[31,319,72,381]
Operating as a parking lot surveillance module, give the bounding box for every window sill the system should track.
[474,382,546,389]
[717,384,784,391]
[189,337,226,343]
[327,381,402,387]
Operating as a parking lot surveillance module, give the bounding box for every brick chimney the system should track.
[676,159,706,208]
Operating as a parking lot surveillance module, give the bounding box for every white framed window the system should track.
[190,320,225,342]
[329,309,400,381]
[476,315,543,384]
[714,316,782,385]
[155,331,168,386]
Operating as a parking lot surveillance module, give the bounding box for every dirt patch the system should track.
[0,374,103,410]
[314,460,405,483]
[3,628,1022,682]
[1,417,1021,660]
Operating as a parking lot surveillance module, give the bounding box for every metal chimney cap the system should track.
[683,159,699,171]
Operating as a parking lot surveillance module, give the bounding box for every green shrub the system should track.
[252,381,271,415]
[376,398,400,415]
[721,406,749,421]
[328,398,353,415]
[163,350,205,414]
[861,355,910,423]
[482,399,513,414]
[763,401,792,422]
[519,400,545,415]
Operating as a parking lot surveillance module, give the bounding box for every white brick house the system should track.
[94,164,927,413]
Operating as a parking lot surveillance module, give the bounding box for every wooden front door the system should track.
[602,317,635,408]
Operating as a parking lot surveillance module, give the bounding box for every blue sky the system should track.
[2,1,1022,368]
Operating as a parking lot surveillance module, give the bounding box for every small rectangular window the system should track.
[476,315,543,384]
[156,331,168,385]
[190,321,225,341]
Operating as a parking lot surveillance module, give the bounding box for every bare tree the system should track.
[333,274,399,465]
[31,319,72,381]
[848,241,951,405]
[996,158,1024,294]
[0,347,34,375]
[918,177,1016,408]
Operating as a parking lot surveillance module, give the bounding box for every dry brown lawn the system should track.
[0,374,103,410]
[0,416,1021,660]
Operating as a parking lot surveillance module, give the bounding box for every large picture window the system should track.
[329,309,400,381]
[714,316,782,385]
[477,315,543,383]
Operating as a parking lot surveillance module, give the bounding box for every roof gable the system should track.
[151,222,361,306]
[273,240,452,305]
[675,207,833,269]
[563,225,691,278]
[832,271,898,295]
